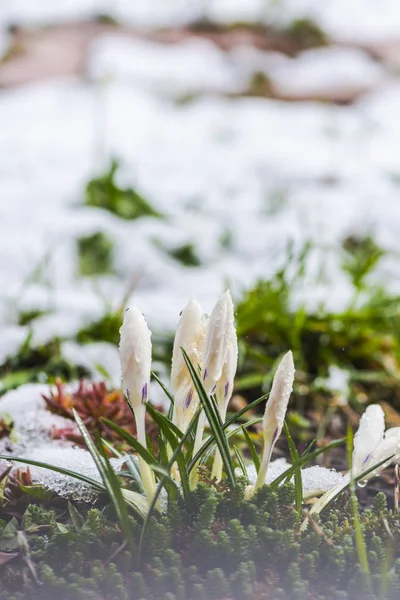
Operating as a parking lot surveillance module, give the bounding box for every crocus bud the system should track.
[191,290,236,487]
[202,290,235,394]
[255,351,295,490]
[119,306,154,501]
[171,299,208,432]
[215,326,238,420]
[119,307,151,412]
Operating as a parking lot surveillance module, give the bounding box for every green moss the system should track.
[1,483,400,599]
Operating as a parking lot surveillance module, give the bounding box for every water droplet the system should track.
[357,479,367,488]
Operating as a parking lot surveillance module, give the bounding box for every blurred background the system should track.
[1,0,400,430]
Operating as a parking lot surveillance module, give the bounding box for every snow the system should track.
[247,458,345,497]
[269,47,386,98]
[0,0,400,498]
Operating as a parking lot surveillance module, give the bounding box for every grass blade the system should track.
[241,425,260,473]
[284,422,302,516]
[0,455,105,492]
[347,424,370,578]
[145,402,190,502]
[101,418,157,466]
[181,348,236,487]
[73,410,136,551]
[233,446,249,483]
[138,406,201,561]
[151,371,174,407]
[187,394,268,472]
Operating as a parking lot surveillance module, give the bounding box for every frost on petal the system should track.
[215,325,238,413]
[171,298,206,395]
[363,435,400,480]
[119,306,152,409]
[352,404,385,475]
[263,351,295,442]
[202,290,235,390]
[171,299,207,430]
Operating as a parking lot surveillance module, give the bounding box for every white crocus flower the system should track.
[302,404,400,530]
[171,299,208,433]
[119,306,155,501]
[351,404,400,482]
[255,351,295,491]
[192,291,235,456]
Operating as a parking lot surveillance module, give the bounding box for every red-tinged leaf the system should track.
[0,551,18,566]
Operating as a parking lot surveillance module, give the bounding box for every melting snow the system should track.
[246,458,344,497]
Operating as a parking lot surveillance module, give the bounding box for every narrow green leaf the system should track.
[138,406,202,561]
[182,348,236,487]
[101,438,123,458]
[284,422,302,516]
[0,455,105,492]
[145,402,190,502]
[73,410,135,551]
[151,371,174,406]
[101,418,157,466]
[347,424,370,578]
[241,425,260,473]
[191,417,263,471]
[233,446,249,482]
[146,402,184,440]
[187,393,268,471]
[101,438,145,495]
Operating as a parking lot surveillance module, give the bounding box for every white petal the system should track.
[202,290,235,391]
[215,324,238,413]
[170,298,207,430]
[384,427,400,440]
[352,404,385,475]
[263,351,295,442]
[363,435,400,480]
[119,306,152,408]
[171,298,206,394]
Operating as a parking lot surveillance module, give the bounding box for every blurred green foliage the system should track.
[77,232,114,276]
[85,160,162,221]
[235,237,400,413]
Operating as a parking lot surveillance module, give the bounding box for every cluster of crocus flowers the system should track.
[118,290,400,510]
[118,290,298,500]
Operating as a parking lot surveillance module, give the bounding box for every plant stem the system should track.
[134,405,156,502]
